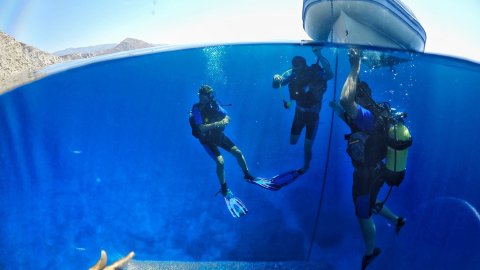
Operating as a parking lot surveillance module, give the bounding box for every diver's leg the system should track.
[353,170,378,256]
[358,217,376,255]
[353,169,383,269]
[290,110,303,145]
[203,143,228,194]
[359,218,381,269]
[377,204,406,234]
[219,134,253,179]
[371,167,406,232]
[302,138,314,173]
[377,204,398,222]
[301,112,318,173]
[229,146,251,176]
[290,134,300,145]
[215,155,226,186]
[355,194,377,256]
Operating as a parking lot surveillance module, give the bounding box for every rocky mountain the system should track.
[0,31,61,88]
[102,38,153,54]
[59,38,154,61]
[53,43,117,57]
[0,32,155,91]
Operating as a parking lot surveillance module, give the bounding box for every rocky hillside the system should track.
[53,43,117,57]
[60,38,154,61]
[1,32,155,91]
[102,38,153,54]
[0,31,61,86]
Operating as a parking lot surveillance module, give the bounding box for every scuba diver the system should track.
[271,47,333,176]
[332,49,411,269]
[189,85,278,218]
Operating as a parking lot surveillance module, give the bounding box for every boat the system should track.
[302,0,426,52]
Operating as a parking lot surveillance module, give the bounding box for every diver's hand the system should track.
[199,118,228,133]
[348,48,361,69]
[312,46,323,58]
[218,117,229,127]
[212,118,229,129]
[283,100,292,109]
[272,74,282,89]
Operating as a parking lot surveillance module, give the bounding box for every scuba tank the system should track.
[384,113,412,186]
[355,84,413,187]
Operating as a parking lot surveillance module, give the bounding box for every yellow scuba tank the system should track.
[385,122,412,186]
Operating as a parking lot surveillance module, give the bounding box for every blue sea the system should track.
[0,42,479,270]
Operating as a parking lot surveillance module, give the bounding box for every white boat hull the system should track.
[303,0,426,52]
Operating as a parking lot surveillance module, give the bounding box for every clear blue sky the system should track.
[1,0,479,62]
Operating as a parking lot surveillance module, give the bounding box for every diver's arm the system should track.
[329,101,346,122]
[313,47,334,81]
[199,116,230,132]
[272,69,292,89]
[272,69,293,108]
[340,49,361,119]
[319,56,333,80]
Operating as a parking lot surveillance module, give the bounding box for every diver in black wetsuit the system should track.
[272,47,333,174]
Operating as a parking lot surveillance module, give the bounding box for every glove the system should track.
[283,100,292,109]
[223,189,248,218]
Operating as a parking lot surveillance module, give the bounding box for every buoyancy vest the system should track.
[344,112,387,168]
[288,64,327,109]
[343,103,413,187]
[189,101,226,140]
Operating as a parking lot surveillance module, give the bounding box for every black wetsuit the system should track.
[281,64,329,140]
[345,105,387,218]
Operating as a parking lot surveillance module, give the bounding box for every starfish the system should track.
[89,250,135,270]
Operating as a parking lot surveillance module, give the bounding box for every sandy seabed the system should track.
[127,261,329,270]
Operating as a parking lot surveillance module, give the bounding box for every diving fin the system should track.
[223,190,248,218]
[247,177,281,191]
[270,169,304,190]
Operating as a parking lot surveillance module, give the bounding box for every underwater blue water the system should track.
[0,43,479,270]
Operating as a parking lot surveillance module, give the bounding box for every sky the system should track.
[0,0,479,62]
